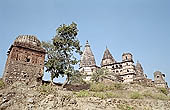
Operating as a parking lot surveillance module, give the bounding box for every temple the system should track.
[79,41,168,88]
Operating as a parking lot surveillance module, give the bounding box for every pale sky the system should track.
[0,0,170,85]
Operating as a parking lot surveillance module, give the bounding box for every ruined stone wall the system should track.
[3,46,45,85]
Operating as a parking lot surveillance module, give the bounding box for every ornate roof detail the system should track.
[8,35,45,54]
[80,41,96,67]
[101,47,116,66]
[14,35,41,47]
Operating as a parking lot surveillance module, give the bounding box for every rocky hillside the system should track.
[0,80,170,110]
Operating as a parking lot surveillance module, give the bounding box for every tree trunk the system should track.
[62,74,69,88]
[50,78,54,86]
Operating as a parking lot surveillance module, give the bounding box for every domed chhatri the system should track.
[14,35,41,47]
[3,35,45,85]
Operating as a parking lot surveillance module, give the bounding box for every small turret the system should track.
[154,71,168,88]
[122,53,133,62]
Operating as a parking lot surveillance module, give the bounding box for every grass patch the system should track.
[75,90,121,99]
[130,92,143,99]
[89,82,124,92]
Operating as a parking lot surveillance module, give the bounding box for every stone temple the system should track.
[3,35,46,85]
[80,41,168,88]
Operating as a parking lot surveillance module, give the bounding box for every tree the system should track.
[42,22,82,87]
[91,68,109,82]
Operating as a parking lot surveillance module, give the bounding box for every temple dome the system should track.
[14,35,41,47]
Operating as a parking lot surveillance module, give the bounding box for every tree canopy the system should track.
[42,22,82,87]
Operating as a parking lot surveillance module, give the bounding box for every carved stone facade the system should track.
[101,51,137,83]
[3,35,46,85]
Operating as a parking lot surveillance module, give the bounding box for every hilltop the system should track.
[0,79,170,110]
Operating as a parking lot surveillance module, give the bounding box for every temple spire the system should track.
[80,41,96,68]
[101,47,116,66]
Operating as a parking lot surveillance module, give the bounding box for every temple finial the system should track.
[85,40,90,47]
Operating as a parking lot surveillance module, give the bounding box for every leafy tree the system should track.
[42,22,82,87]
[69,70,86,85]
[91,68,109,82]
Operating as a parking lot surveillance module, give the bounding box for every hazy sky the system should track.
[0,0,170,85]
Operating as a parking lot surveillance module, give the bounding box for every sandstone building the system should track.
[3,35,46,85]
[80,41,168,87]
[79,41,98,81]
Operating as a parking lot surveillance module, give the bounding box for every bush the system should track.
[153,93,168,100]
[157,87,169,95]
[117,104,134,110]
[0,79,5,89]
[38,84,54,95]
[76,90,91,97]
[143,91,154,99]
[90,83,106,92]
[130,92,143,99]
[93,92,107,99]
[89,82,124,92]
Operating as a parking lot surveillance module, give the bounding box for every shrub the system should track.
[89,82,124,92]
[153,93,168,100]
[157,87,169,95]
[38,84,54,95]
[105,92,120,98]
[0,79,5,89]
[93,92,107,99]
[117,104,134,110]
[76,90,91,97]
[143,91,154,99]
[130,92,143,99]
[90,83,106,92]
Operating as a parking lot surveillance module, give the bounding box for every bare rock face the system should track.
[3,35,46,85]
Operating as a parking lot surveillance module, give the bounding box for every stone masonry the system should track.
[3,35,46,85]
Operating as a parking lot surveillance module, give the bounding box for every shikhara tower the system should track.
[79,41,98,81]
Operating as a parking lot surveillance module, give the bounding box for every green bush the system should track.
[130,92,143,99]
[0,79,5,89]
[76,90,91,97]
[143,91,154,99]
[38,84,54,95]
[89,82,124,92]
[105,92,120,98]
[90,83,106,92]
[153,93,168,100]
[117,104,134,110]
[93,92,107,99]
[157,87,169,95]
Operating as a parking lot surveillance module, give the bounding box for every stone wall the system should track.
[3,44,45,85]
